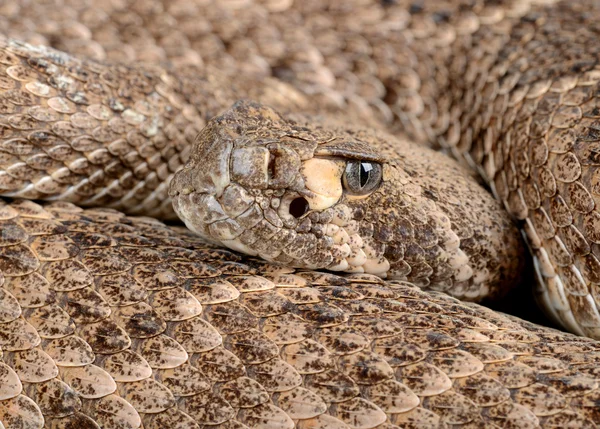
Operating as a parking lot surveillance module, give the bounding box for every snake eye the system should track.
[342,160,382,195]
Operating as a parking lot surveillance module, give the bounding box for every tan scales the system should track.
[0,0,599,428]
[0,200,599,427]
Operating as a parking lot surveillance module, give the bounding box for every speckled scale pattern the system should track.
[0,199,598,428]
[0,0,599,427]
[436,1,600,339]
[0,37,229,221]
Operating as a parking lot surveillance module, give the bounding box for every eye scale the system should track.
[342,160,382,195]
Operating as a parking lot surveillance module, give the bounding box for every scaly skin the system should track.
[0,0,599,427]
[0,199,598,428]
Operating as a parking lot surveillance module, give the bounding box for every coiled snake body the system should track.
[1,0,600,428]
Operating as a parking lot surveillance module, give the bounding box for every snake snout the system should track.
[169,126,233,200]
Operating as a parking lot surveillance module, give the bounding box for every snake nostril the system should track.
[289,197,310,218]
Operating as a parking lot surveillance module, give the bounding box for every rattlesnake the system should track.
[1,0,600,427]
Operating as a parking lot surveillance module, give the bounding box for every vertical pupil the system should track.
[359,162,370,188]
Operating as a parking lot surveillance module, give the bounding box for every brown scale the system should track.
[438,1,600,338]
[0,0,599,427]
[0,199,598,427]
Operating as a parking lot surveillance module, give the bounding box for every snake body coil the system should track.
[1,0,600,428]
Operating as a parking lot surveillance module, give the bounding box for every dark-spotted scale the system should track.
[2,1,600,427]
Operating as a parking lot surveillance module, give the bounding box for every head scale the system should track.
[170,100,523,301]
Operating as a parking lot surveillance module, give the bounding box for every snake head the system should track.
[170,100,524,301]
[169,100,384,271]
